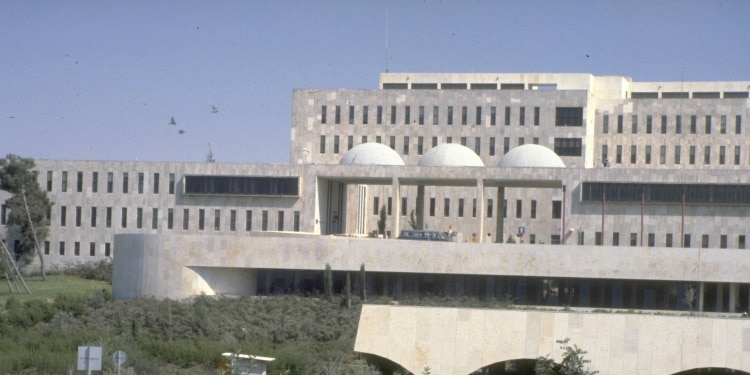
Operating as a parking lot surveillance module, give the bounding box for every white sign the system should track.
[113,350,127,365]
[77,346,103,371]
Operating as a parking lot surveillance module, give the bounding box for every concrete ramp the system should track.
[354,305,750,375]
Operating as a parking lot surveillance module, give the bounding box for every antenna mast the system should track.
[385,7,389,73]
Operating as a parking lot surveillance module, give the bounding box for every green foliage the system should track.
[408,209,418,230]
[535,338,598,375]
[63,259,113,283]
[506,234,517,243]
[324,263,333,300]
[377,205,387,236]
[0,154,53,266]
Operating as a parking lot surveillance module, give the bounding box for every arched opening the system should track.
[672,368,750,375]
[470,358,537,374]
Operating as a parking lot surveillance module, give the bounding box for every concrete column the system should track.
[495,186,505,243]
[485,276,496,299]
[392,177,400,238]
[395,274,403,300]
[416,185,425,230]
[293,271,301,293]
[716,283,724,312]
[698,282,705,312]
[477,178,485,243]
[729,283,739,313]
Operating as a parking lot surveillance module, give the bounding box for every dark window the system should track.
[321,105,327,124]
[515,200,522,218]
[702,234,709,248]
[595,232,602,246]
[631,145,637,164]
[75,206,81,227]
[444,198,450,217]
[704,146,710,165]
[519,107,525,126]
[153,173,159,194]
[60,206,67,227]
[645,145,651,164]
[169,173,175,194]
[136,207,143,229]
[277,211,284,231]
[105,243,111,257]
[348,105,354,125]
[689,146,696,165]
[293,211,300,232]
[245,210,252,231]
[433,106,439,125]
[229,210,236,231]
[390,106,396,125]
[676,115,682,134]
[418,106,424,125]
[121,207,127,228]
[555,107,583,126]
[551,200,562,219]
[183,208,189,230]
[616,145,622,164]
[631,115,638,134]
[152,208,158,230]
[472,198,477,218]
[320,135,326,153]
[333,135,340,154]
[666,234,673,248]
[553,138,582,156]
[503,137,510,155]
[648,233,655,247]
[533,107,540,126]
[489,137,496,156]
[198,209,205,230]
[214,209,220,230]
[487,199,493,218]
[89,242,96,257]
[401,197,408,216]
[684,234,691,248]
[261,210,268,231]
[429,198,435,217]
[602,114,609,134]
[447,106,453,125]
[490,106,496,126]
[168,208,174,230]
[61,171,68,192]
[690,115,697,134]
[403,136,409,155]
[373,197,379,215]
[630,233,637,247]
[504,107,511,126]
[530,200,537,219]
[122,172,128,193]
[389,136,395,149]
[46,171,53,192]
[675,145,681,164]
[720,146,725,165]
[404,106,410,124]
[417,137,424,155]
[475,106,482,125]
[661,115,667,134]
[736,115,742,134]
[106,207,112,228]
[59,241,65,255]
[377,106,383,124]
[458,198,464,217]
[44,241,50,255]
[617,115,623,133]
[613,232,620,246]
[646,115,652,134]
[461,106,467,125]
[76,171,83,192]
[735,146,741,165]
[138,172,144,194]
[335,105,341,124]
[184,176,300,197]
[363,105,368,124]
[74,242,80,256]
[705,115,712,134]
[739,235,746,249]
[91,172,98,193]
[721,115,726,134]
[720,235,727,249]
[474,137,480,155]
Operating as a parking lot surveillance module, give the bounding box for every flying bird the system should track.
[178,129,185,134]
[169,117,176,125]
[211,105,219,113]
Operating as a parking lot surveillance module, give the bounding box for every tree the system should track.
[0,154,53,279]
[535,338,598,375]
[323,263,333,300]
[377,205,387,237]
[407,209,417,230]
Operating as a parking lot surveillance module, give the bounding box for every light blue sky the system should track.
[1,1,748,164]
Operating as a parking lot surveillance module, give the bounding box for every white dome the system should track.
[418,144,484,167]
[339,142,405,166]
[498,144,566,168]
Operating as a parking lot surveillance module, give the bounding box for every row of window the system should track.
[372,197,562,220]
[54,206,302,232]
[582,182,750,205]
[601,144,750,166]
[590,232,747,249]
[47,171,176,195]
[36,240,112,257]
[601,114,743,136]
[320,105,583,127]
[184,176,299,197]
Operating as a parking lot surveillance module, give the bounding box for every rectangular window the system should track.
[702,234,709,248]
[76,171,83,192]
[648,233,655,247]
[602,145,609,165]
[62,171,68,192]
[136,207,143,229]
[616,145,622,164]
[59,241,65,256]
[319,135,326,153]
[736,115,742,134]
[519,106,526,126]
[105,243,111,257]
[690,115,697,134]
[735,146,741,165]
[122,172,128,193]
[377,106,383,124]
[530,200,537,219]
[74,242,80,256]
[447,106,453,125]
[684,234,691,248]
[121,207,127,228]
[461,106,467,125]
[661,115,667,134]
[347,136,353,151]
[631,115,638,134]
[444,198,450,217]
[390,106,396,125]
[429,198,436,217]
[675,145,681,164]
[373,197,379,215]
[335,105,341,124]
[418,106,424,125]
[553,138,582,156]
[515,200,522,218]
[504,106,511,126]
[555,107,584,126]
[91,207,96,228]
[168,208,174,230]
[490,106,496,126]
[504,137,510,155]
[44,241,50,255]
[153,173,159,194]
[690,146,696,165]
[348,105,354,125]
[474,137,481,155]
[417,137,424,155]
[719,146,726,165]
[333,135,340,154]
[630,233,637,247]
[660,145,666,165]
[489,137,496,156]
[389,136,396,150]
[720,115,726,134]
[401,197,408,216]
[704,145,710,165]
[602,114,609,134]
[705,115,712,134]
[183,208,189,230]
[472,198,477,218]
[245,210,252,231]
[2,204,8,225]
[739,235,746,249]
[152,208,158,230]
[613,232,620,246]
[361,135,367,144]
[363,105,368,124]
[720,235,728,249]
[458,198,464,217]
[475,106,482,125]
[666,233,673,247]
[552,200,562,219]
[89,242,96,257]
[138,172,144,194]
[403,136,409,155]
[460,137,467,146]
[198,209,205,230]
[630,145,637,164]
[646,115,652,134]
[261,210,268,231]
[487,199,493,218]
[75,206,81,227]
[595,232,602,246]
[645,145,651,164]
[60,206,67,227]
[321,105,327,124]
[617,115,623,133]
[169,173,175,194]
[46,171,53,192]
[676,115,682,134]
[293,211,300,232]
[432,136,438,148]
[533,137,538,144]
[533,106,540,126]
[518,137,524,146]
[92,172,98,193]
[213,209,220,231]
[226,210,234,231]
[387,197,392,215]
[106,207,112,228]
[433,106,439,125]
[404,106,411,124]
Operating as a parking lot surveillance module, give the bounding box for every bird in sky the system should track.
[169,117,176,125]
[178,129,185,134]
[211,105,219,113]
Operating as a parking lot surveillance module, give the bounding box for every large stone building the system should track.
[2,72,750,374]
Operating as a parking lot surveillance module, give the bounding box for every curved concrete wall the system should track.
[354,305,750,375]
